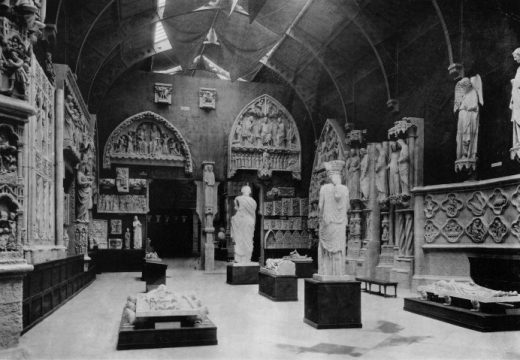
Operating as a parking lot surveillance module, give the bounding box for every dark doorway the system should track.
[148,179,197,258]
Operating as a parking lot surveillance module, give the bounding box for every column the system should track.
[55,88,64,248]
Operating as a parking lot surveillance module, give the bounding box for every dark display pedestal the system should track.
[142,260,168,292]
[404,298,520,332]
[117,315,218,350]
[92,249,144,272]
[226,263,259,285]
[304,279,362,329]
[292,260,315,278]
[258,271,298,301]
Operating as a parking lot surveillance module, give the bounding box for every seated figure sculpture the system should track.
[231,185,257,263]
[315,160,350,279]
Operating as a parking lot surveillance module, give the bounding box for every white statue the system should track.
[510,48,520,161]
[454,74,483,169]
[397,139,410,195]
[318,160,349,276]
[230,185,257,263]
[388,141,400,196]
[124,228,131,249]
[359,148,369,200]
[375,142,389,203]
[133,216,142,249]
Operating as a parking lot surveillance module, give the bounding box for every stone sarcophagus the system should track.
[228,94,301,180]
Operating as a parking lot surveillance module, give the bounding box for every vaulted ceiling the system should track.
[50,0,465,123]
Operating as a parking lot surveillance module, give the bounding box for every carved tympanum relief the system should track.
[488,217,508,243]
[103,111,193,175]
[467,191,487,216]
[487,188,509,215]
[424,195,440,219]
[228,94,301,179]
[442,219,464,243]
[424,220,441,244]
[465,218,487,244]
[441,193,464,218]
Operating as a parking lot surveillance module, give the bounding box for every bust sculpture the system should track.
[230,185,257,263]
[317,160,349,277]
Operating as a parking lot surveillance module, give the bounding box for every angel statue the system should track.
[454,74,483,172]
[510,48,520,161]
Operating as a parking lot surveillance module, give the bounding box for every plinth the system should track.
[304,278,362,329]
[226,262,259,285]
[258,270,298,301]
[291,259,315,278]
[142,260,168,292]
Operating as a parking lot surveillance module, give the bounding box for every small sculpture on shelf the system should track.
[133,216,142,249]
[230,185,257,263]
[454,74,483,174]
[317,160,350,278]
[124,228,131,249]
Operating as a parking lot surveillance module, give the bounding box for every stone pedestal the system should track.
[375,245,394,281]
[258,271,297,301]
[345,240,362,276]
[0,262,33,355]
[204,238,215,273]
[226,263,259,285]
[142,260,167,292]
[292,259,315,278]
[303,279,362,329]
[390,256,414,289]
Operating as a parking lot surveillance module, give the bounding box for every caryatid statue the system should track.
[317,160,350,276]
[231,185,257,263]
[454,74,483,172]
[510,48,520,161]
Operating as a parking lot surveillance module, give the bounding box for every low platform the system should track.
[117,314,218,350]
[304,279,362,329]
[291,260,315,278]
[226,263,259,285]
[258,271,298,301]
[404,298,520,332]
[356,277,398,298]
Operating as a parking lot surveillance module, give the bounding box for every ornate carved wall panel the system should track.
[103,111,193,175]
[28,56,55,245]
[227,94,301,179]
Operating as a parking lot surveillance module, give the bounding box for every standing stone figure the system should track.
[454,74,483,168]
[388,141,400,196]
[375,142,389,203]
[397,139,410,195]
[318,160,349,276]
[203,163,216,217]
[510,48,520,160]
[359,148,369,200]
[230,185,257,263]
[76,161,93,222]
[133,216,142,249]
[124,228,131,249]
[347,148,361,200]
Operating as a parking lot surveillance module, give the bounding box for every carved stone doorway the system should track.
[147,179,197,258]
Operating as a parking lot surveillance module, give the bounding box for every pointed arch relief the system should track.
[103,111,193,175]
[228,94,301,180]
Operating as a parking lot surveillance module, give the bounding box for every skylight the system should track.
[154,65,183,75]
[154,0,172,53]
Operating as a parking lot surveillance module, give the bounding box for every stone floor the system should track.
[19,258,520,360]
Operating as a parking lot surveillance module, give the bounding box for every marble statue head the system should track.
[241,185,252,196]
[513,48,520,63]
[324,160,345,185]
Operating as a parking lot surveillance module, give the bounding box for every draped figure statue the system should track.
[318,160,349,276]
[133,216,142,249]
[347,148,360,200]
[76,161,93,222]
[510,48,520,161]
[454,74,483,171]
[231,185,257,263]
[388,141,400,196]
[375,142,389,203]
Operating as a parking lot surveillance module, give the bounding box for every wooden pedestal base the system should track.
[258,271,297,301]
[292,260,315,278]
[304,279,362,329]
[404,298,520,332]
[142,260,167,292]
[226,263,259,285]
